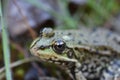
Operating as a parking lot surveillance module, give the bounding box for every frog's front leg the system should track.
[67,62,86,80]
[74,62,86,80]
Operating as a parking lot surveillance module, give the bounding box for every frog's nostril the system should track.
[39,45,46,50]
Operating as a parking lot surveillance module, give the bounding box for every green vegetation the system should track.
[25,0,120,28]
[0,0,12,80]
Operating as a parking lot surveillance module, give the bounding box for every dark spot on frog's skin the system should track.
[94,34,99,37]
[91,28,97,33]
[67,32,72,35]
[93,60,98,64]
[89,66,96,72]
[100,57,109,63]
[78,41,82,44]
[96,63,101,68]
[84,39,88,43]
[49,57,53,61]
[103,47,109,51]
[72,39,75,41]
[64,62,71,66]
[93,40,98,43]
[113,37,120,45]
[74,47,78,50]
[37,52,41,56]
[80,64,88,72]
[101,75,105,80]
[67,49,74,58]
[95,50,100,54]
[106,32,112,38]
[79,33,84,37]
[60,32,63,34]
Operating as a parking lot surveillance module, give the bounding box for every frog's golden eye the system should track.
[52,40,66,54]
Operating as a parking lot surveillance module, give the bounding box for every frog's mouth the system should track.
[37,50,77,67]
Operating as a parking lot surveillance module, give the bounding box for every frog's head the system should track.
[30,28,78,67]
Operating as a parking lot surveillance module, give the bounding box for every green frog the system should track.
[30,27,120,80]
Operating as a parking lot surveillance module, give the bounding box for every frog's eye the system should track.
[52,40,66,54]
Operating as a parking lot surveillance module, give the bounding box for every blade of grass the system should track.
[87,0,111,19]
[57,0,78,29]
[25,0,78,29]
[0,0,12,80]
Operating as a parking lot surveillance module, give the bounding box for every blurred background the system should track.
[0,0,120,80]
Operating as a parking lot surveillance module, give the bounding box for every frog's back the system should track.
[55,28,120,53]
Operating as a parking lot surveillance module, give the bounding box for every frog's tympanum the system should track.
[30,27,120,80]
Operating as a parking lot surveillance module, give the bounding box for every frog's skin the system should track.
[30,27,120,80]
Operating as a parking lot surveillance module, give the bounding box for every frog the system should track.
[30,27,120,80]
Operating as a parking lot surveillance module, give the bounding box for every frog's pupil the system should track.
[55,41,65,50]
[57,45,63,48]
[56,44,64,51]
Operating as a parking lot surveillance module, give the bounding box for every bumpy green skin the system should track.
[30,27,120,80]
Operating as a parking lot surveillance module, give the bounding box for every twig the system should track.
[0,57,40,79]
